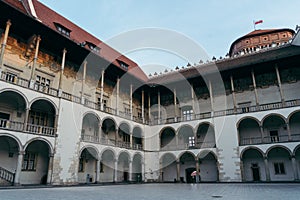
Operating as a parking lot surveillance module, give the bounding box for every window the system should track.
[183,109,193,121]
[125,107,131,115]
[22,152,37,171]
[55,23,71,37]
[137,112,142,119]
[78,157,84,172]
[100,162,104,173]
[117,60,129,70]
[189,136,195,147]
[29,110,49,126]
[274,162,285,174]
[123,134,130,143]
[5,72,17,83]
[270,130,279,142]
[35,75,51,93]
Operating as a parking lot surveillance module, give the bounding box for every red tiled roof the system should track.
[244,29,278,37]
[3,0,148,82]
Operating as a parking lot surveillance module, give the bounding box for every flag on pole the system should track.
[254,20,263,25]
[253,20,263,30]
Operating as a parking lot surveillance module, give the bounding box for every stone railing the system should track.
[2,70,300,126]
[81,134,143,150]
[0,119,24,131]
[160,141,215,151]
[26,124,56,136]
[0,166,15,185]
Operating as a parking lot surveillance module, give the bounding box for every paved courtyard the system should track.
[0,183,300,200]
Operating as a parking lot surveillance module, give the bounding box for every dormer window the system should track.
[117,60,129,70]
[54,22,71,37]
[85,41,100,53]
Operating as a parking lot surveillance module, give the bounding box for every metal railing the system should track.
[0,166,15,185]
[240,134,299,146]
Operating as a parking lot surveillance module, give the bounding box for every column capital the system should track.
[63,48,67,54]
[6,19,12,27]
[18,150,25,155]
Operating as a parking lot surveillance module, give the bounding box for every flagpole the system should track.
[253,20,256,30]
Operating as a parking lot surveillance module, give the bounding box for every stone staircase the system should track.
[0,166,15,186]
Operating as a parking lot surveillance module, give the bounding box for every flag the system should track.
[254,20,263,25]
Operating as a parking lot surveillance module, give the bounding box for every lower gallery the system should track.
[0,0,300,185]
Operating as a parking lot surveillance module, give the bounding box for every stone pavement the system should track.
[0,183,299,200]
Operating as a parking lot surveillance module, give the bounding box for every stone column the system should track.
[176,159,180,182]
[130,84,133,120]
[291,156,299,180]
[30,35,41,88]
[98,123,102,143]
[130,132,133,149]
[230,75,237,111]
[14,151,24,185]
[96,159,100,183]
[100,70,105,111]
[195,158,200,182]
[148,93,151,123]
[264,156,270,181]
[129,160,133,182]
[114,159,118,182]
[275,65,285,105]
[173,88,177,122]
[209,80,214,117]
[46,153,54,184]
[191,84,195,118]
[116,77,120,115]
[286,123,291,141]
[81,61,87,104]
[23,108,30,132]
[58,49,67,97]
[260,125,264,143]
[141,162,145,182]
[251,69,259,107]
[158,90,161,124]
[0,20,12,70]
[141,90,145,123]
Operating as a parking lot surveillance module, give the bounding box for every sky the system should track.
[39,0,300,76]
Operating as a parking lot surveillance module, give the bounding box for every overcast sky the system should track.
[39,0,300,75]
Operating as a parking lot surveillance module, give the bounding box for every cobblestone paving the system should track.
[1,183,300,200]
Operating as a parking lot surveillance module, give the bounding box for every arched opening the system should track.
[160,153,177,182]
[0,91,26,131]
[81,113,100,143]
[100,149,115,182]
[267,147,293,181]
[132,126,143,150]
[198,151,218,182]
[262,115,288,143]
[178,126,194,150]
[196,123,216,148]
[27,99,56,136]
[238,118,261,145]
[294,146,300,179]
[118,123,130,148]
[132,154,142,182]
[241,148,265,181]
[179,152,196,183]
[160,127,176,150]
[289,111,300,141]
[78,147,98,184]
[117,152,130,182]
[21,140,51,185]
[101,118,116,146]
[0,135,20,185]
